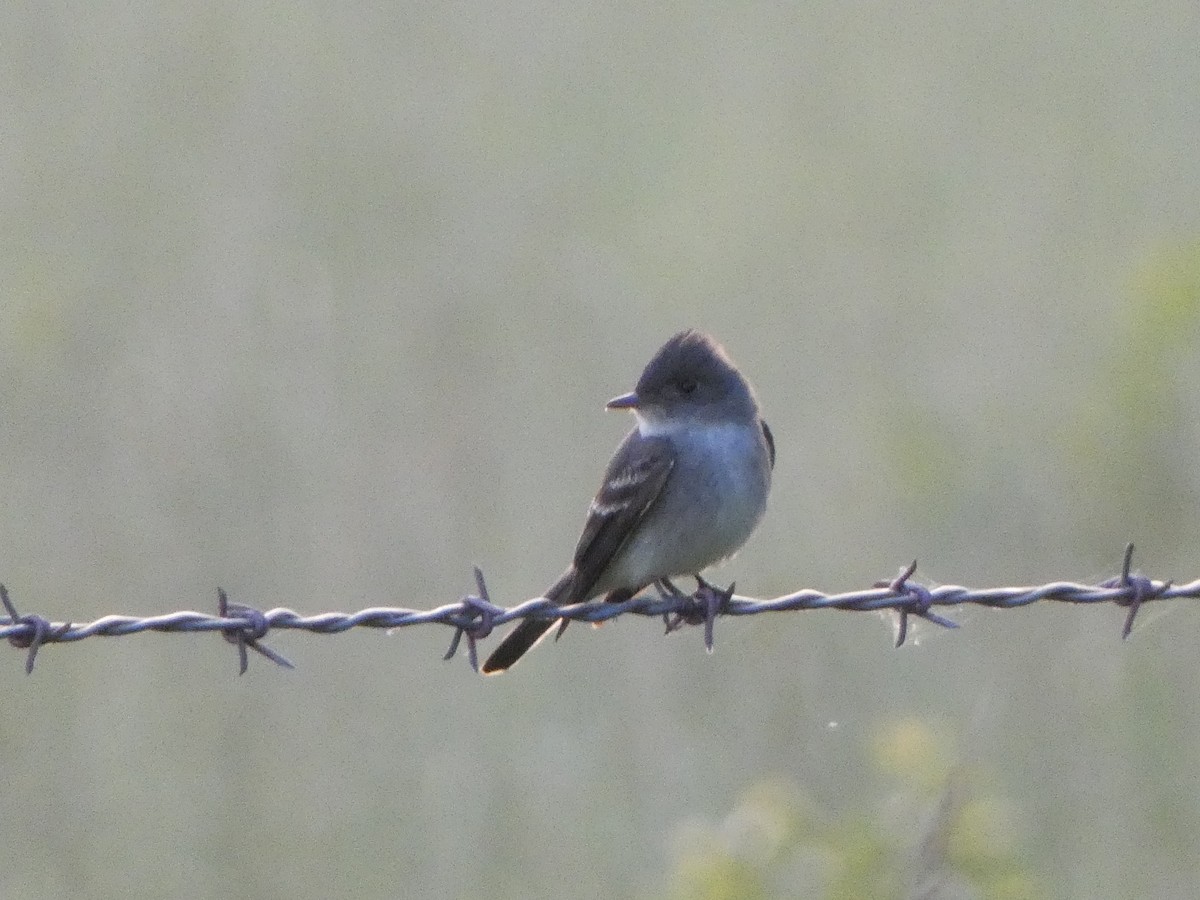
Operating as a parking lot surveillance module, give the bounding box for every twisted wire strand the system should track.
[0,544,1185,674]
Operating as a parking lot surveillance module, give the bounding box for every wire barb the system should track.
[1,583,71,674]
[0,544,1190,673]
[1099,543,1171,639]
[874,560,958,647]
[441,567,503,672]
[657,576,735,652]
[217,588,295,674]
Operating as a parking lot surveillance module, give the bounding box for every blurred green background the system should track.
[3,2,1200,898]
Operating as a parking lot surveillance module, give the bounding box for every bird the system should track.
[481,329,774,674]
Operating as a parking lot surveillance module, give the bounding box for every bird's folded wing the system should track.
[568,432,675,601]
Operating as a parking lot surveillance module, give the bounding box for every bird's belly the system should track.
[599,425,770,591]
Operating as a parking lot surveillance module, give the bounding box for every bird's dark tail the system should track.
[480,618,556,674]
[481,571,574,674]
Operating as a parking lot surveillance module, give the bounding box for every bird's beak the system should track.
[605,391,640,410]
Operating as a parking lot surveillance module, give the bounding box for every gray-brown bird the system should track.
[481,330,773,673]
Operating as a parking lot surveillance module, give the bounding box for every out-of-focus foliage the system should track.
[657,720,1044,900]
[1066,240,1200,549]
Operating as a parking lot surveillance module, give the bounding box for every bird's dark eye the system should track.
[677,378,698,394]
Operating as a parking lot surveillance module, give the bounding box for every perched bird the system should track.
[481,330,774,674]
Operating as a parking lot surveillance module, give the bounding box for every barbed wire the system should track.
[0,544,1187,675]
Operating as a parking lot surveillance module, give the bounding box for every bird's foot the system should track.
[658,575,734,652]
